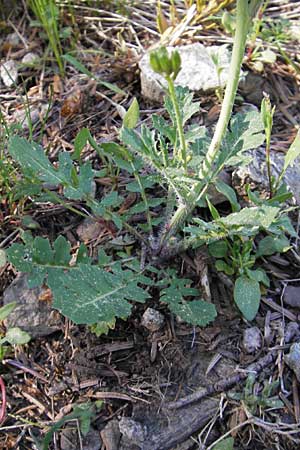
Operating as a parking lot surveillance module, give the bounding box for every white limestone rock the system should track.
[1,59,18,87]
[139,43,231,102]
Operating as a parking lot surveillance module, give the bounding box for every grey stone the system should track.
[12,103,48,130]
[141,308,164,332]
[139,43,231,102]
[232,147,300,204]
[3,274,62,338]
[283,286,300,309]
[100,420,120,450]
[5,32,20,47]
[285,322,300,342]
[239,72,273,106]
[1,60,18,87]
[243,327,262,354]
[21,52,39,65]
[285,342,300,382]
[119,418,147,444]
[61,427,101,450]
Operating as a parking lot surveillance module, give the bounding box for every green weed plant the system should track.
[4,0,300,330]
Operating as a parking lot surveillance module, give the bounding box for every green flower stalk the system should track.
[261,95,275,198]
[150,47,188,170]
[160,0,264,250]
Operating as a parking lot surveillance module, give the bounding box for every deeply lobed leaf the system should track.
[9,136,98,200]
[159,273,217,326]
[6,235,151,325]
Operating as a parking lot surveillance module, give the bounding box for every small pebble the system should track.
[283,286,300,309]
[21,52,39,65]
[285,342,300,382]
[242,326,262,354]
[141,307,164,332]
[119,418,147,443]
[5,32,20,47]
[285,322,300,343]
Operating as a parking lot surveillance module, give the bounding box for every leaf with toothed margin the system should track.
[215,111,265,168]
[49,262,150,324]
[6,234,151,324]
[159,271,217,326]
[9,136,97,200]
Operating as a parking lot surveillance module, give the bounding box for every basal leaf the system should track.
[73,127,90,160]
[212,437,234,450]
[185,124,207,144]
[165,86,199,126]
[160,276,216,326]
[215,259,235,275]
[88,192,123,225]
[101,142,137,173]
[126,175,158,192]
[53,235,72,265]
[185,205,281,248]
[90,318,116,336]
[6,235,72,288]
[208,240,228,258]
[128,197,164,214]
[219,205,280,229]
[152,114,176,143]
[6,236,150,325]
[234,276,261,321]
[50,263,150,324]
[41,402,97,450]
[246,268,269,287]
[9,136,96,200]
[215,179,240,212]
[9,137,63,185]
[256,235,291,257]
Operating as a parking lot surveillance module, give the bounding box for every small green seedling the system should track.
[229,373,284,415]
[208,198,292,321]
[38,401,102,450]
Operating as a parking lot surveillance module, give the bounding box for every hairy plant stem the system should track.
[166,75,188,171]
[131,162,153,234]
[159,0,262,251]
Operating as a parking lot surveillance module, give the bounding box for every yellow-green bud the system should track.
[156,47,173,74]
[149,46,180,79]
[170,50,181,80]
[149,52,163,74]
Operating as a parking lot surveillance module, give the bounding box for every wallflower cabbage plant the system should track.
[5,0,300,329]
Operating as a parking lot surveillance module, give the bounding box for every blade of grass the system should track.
[63,54,126,96]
